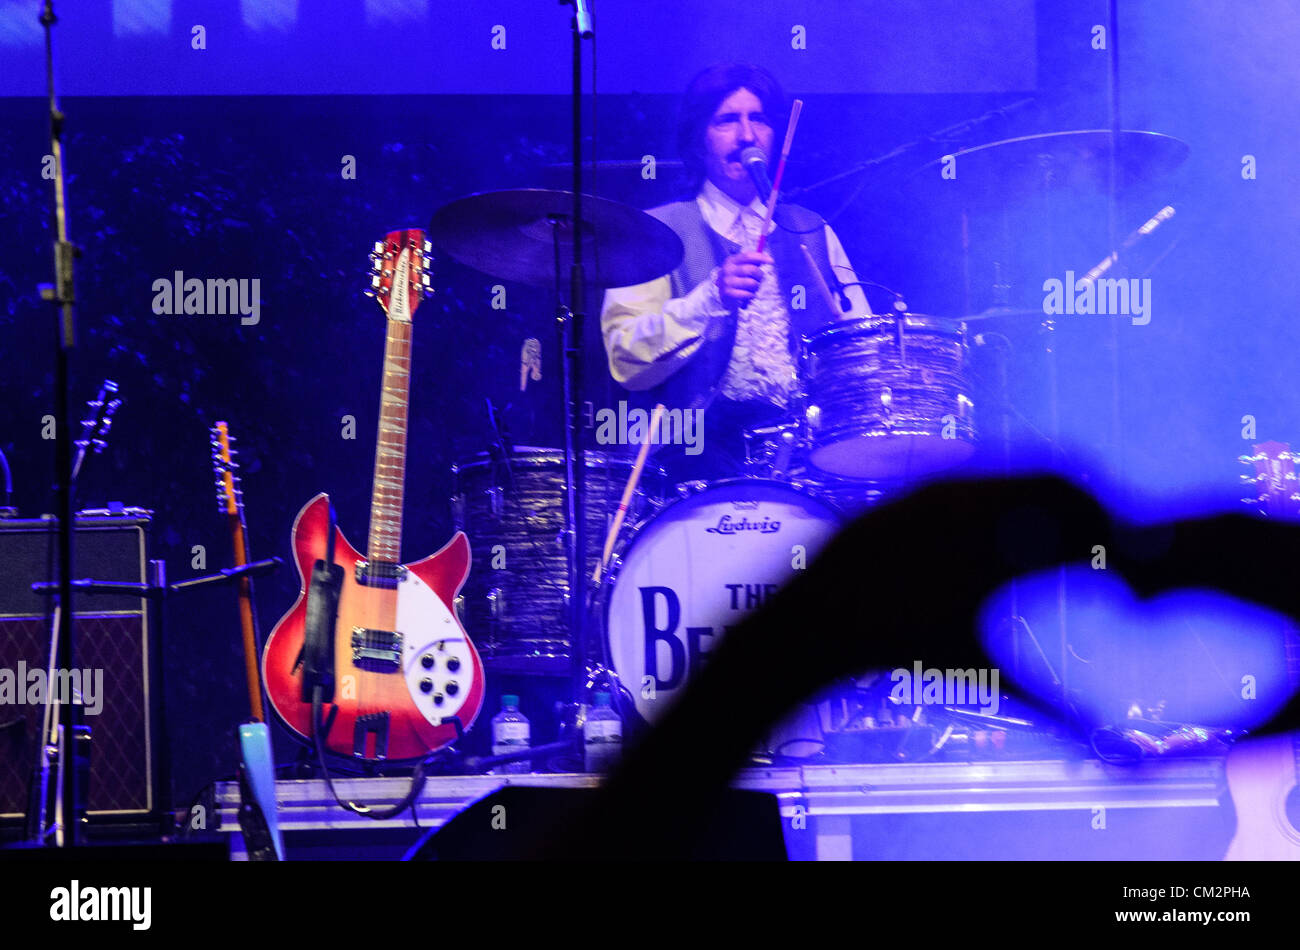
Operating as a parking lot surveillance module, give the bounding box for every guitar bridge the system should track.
[351,627,403,671]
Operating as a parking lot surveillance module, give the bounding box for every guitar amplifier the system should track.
[0,515,162,827]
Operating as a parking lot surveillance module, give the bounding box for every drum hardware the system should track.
[427,0,689,747]
[429,190,686,732]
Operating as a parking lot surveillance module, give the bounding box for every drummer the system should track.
[600,63,871,481]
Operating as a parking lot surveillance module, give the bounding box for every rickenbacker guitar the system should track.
[262,229,485,761]
[1223,441,1300,860]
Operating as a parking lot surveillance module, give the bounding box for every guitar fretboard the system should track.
[367,295,412,565]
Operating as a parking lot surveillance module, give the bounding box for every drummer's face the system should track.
[703,87,774,200]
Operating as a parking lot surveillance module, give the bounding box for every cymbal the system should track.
[428,188,684,290]
[909,130,1189,192]
[959,306,1047,322]
[542,159,685,174]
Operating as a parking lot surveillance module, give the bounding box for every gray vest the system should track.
[638,199,840,413]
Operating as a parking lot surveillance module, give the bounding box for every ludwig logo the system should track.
[705,514,781,535]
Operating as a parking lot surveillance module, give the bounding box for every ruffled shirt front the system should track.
[707,184,799,408]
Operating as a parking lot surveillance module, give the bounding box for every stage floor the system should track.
[215,756,1231,860]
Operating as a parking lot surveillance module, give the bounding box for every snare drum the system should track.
[452,446,664,674]
[603,478,842,722]
[802,314,975,480]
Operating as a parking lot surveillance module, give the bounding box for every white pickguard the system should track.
[397,571,474,728]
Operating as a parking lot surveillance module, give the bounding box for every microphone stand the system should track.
[782,97,1037,201]
[35,0,82,848]
[557,1,595,741]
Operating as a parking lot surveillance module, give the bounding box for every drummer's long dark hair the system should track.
[676,63,788,193]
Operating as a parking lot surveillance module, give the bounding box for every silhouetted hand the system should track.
[535,474,1300,858]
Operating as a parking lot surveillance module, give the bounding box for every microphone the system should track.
[739,146,773,202]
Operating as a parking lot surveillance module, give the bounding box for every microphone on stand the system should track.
[740,146,774,203]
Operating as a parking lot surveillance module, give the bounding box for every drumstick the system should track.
[593,403,666,584]
[755,98,803,254]
[800,242,841,316]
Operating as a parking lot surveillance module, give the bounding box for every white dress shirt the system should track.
[601,179,870,403]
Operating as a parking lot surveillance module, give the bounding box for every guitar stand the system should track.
[26,558,282,845]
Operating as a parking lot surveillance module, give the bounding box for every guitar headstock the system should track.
[76,379,122,457]
[366,228,432,323]
[210,421,243,518]
[1240,441,1300,519]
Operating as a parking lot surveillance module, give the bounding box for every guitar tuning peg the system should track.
[373,241,384,254]
[371,274,382,288]
[422,240,432,254]
[1239,473,1258,483]
[364,289,376,298]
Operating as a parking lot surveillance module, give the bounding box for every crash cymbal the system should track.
[542,159,685,174]
[909,130,1189,192]
[959,306,1048,322]
[429,188,684,290]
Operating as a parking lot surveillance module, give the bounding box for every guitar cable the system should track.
[310,688,461,822]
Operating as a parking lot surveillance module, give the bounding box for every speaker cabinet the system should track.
[0,516,161,826]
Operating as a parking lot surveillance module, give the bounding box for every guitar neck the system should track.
[367,314,412,565]
[228,508,265,723]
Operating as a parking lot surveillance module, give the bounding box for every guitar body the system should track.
[263,493,485,760]
[1224,734,1300,860]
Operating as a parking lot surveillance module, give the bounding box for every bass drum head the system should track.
[604,478,842,723]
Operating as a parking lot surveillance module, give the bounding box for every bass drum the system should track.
[604,478,842,723]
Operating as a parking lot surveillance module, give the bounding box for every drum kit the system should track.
[425,124,1188,761]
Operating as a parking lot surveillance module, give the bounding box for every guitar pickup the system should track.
[355,559,407,589]
[351,627,403,671]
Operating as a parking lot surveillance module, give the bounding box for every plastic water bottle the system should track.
[491,694,530,774]
[584,692,623,773]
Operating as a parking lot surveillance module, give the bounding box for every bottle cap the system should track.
[502,694,519,708]
[594,692,611,706]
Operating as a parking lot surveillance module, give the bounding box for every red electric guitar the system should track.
[1223,441,1300,859]
[262,229,484,760]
